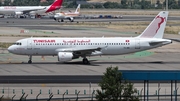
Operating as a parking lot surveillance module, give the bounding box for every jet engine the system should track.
[69,17,74,22]
[15,12,23,15]
[58,52,73,62]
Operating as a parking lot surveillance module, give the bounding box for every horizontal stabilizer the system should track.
[149,39,172,46]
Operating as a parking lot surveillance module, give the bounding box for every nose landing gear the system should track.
[28,55,32,64]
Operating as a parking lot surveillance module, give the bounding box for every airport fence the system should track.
[0,88,97,101]
[0,88,180,101]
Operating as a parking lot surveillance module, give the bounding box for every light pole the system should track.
[166,0,168,11]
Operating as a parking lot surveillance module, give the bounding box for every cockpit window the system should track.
[13,42,22,45]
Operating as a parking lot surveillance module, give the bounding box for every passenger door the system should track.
[27,39,32,50]
[135,39,140,49]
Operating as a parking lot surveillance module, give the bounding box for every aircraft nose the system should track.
[8,46,14,53]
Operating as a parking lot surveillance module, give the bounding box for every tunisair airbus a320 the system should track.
[8,11,172,64]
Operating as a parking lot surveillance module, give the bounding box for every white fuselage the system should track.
[8,37,172,56]
[0,6,50,15]
[54,12,80,19]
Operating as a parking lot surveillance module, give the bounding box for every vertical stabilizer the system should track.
[75,4,81,14]
[137,11,168,38]
[46,0,63,13]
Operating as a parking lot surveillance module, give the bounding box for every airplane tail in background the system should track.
[75,4,81,14]
[137,11,168,39]
[46,0,63,13]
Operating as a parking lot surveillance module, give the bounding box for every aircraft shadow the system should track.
[92,61,180,65]
[18,60,100,66]
[6,61,180,66]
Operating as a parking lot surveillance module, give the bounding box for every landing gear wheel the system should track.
[28,60,32,64]
[28,55,32,64]
[61,19,64,22]
[83,58,89,64]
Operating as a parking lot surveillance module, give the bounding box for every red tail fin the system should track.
[46,0,63,13]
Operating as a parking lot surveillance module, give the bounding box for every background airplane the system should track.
[8,11,171,64]
[0,0,63,17]
[54,4,80,22]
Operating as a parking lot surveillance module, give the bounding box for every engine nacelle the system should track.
[58,52,73,62]
[69,17,74,22]
[15,11,23,15]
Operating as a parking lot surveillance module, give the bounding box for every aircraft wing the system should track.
[55,46,106,55]
[56,47,103,52]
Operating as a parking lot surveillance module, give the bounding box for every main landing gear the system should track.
[57,19,64,22]
[28,55,32,64]
[61,19,64,22]
[82,58,89,64]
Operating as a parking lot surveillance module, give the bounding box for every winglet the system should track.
[137,11,168,39]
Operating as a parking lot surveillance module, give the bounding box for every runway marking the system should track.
[125,51,154,58]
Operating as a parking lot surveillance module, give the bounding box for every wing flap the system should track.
[55,46,107,56]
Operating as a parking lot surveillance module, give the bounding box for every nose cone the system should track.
[8,46,14,53]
